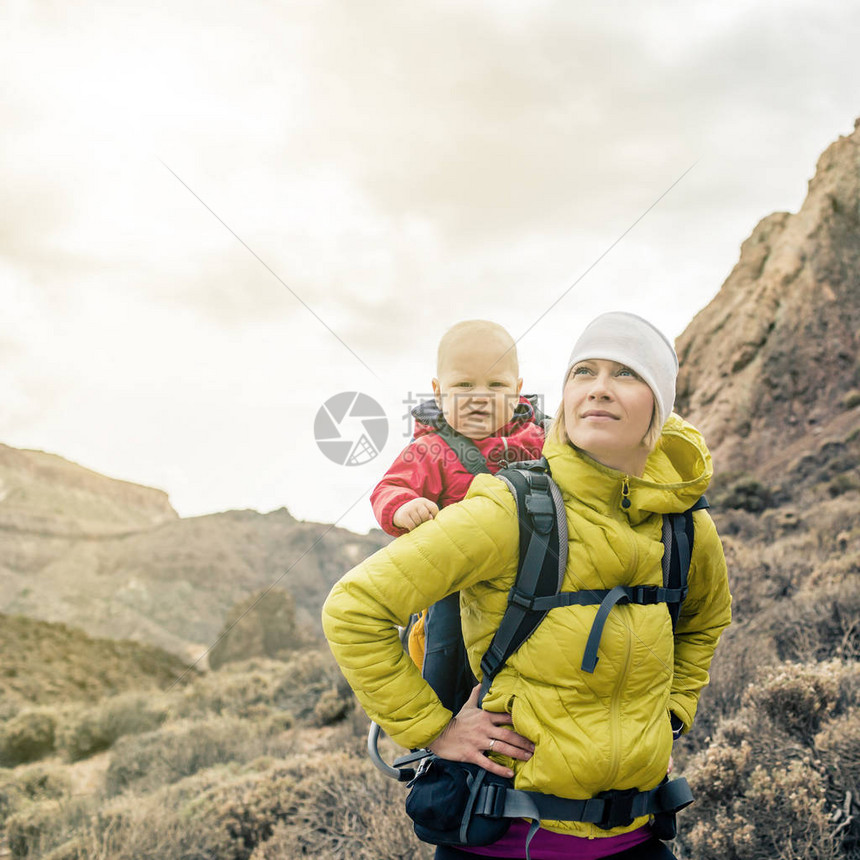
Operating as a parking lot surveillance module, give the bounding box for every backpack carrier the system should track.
[406,396,550,712]
[368,455,706,853]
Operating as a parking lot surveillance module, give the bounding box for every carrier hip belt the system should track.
[473,774,694,830]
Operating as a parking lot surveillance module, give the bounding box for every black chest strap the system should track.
[506,583,690,674]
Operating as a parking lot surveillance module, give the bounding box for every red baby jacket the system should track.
[370,398,545,537]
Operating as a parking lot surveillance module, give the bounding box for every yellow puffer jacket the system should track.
[322,414,731,838]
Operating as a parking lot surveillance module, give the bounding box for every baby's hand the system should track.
[393,498,439,531]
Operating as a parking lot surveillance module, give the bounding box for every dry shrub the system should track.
[12,763,71,800]
[816,711,860,798]
[685,809,757,859]
[6,795,94,859]
[269,651,353,722]
[172,651,345,723]
[828,473,860,497]
[713,476,773,513]
[719,533,814,621]
[680,729,754,808]
[815,710,860,853]
[712,509,762,543]
[65,766,244,860]
[682,624,776,760]
[40,841,85,860]
[0,779,26,827]
[172,659,282,720]
[685,759,835,860]
[105,714,295,796]
[0,708,57,766]
[678,659,859,860]
[770,580,860,663]
[0,762,71,828]
[312,687,354,727]
[56,692,168,761]
[809,550,860,589]
[0,696,24,722]
[746,760,833,854]
[743,661,843,741]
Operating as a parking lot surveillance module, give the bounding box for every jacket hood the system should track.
[543,412,713,521]
[411,396,536,440]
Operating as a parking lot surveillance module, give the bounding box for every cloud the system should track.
[2,0,859,530]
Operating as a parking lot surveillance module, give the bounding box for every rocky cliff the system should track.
[668,122,860,858]
[676,118,860,489]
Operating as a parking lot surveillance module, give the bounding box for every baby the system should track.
[370,320,545,710]
[371,319,546,536]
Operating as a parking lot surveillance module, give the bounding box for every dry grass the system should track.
[18,752,430,860]
[0,648,389,860]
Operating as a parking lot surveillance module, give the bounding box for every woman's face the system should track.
[563,358,655,475]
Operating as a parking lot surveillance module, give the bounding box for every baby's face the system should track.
[433,337,522,440]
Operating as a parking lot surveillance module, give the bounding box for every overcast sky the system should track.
[2,0,858,534]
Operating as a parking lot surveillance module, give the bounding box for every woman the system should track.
[323,312,732,859]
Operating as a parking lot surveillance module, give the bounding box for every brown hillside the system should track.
[676,118,860,484]
[0,445,390,662]
[0,613,190,716]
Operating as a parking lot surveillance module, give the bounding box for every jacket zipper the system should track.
[606,474,637,785]
[620,476,631,510]
[606,620,633,786]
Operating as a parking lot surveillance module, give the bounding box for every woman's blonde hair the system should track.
[547,369,663,454]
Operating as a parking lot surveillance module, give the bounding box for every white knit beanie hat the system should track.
[564,312,679,429]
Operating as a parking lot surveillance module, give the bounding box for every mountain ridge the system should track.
[0,443,178,537]
[0,444,389,663]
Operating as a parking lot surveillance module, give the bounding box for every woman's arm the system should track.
[669,510,732,732]
[323,476,521,750]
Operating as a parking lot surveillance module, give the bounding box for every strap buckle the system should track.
[596,787,638,830]
[501,457,546,473]
[478,783,507,819]
[524,491,554,534]
[507,587,538,610]
[631,585,661,605]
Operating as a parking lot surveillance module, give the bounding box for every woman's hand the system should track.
[427,686,535,778]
